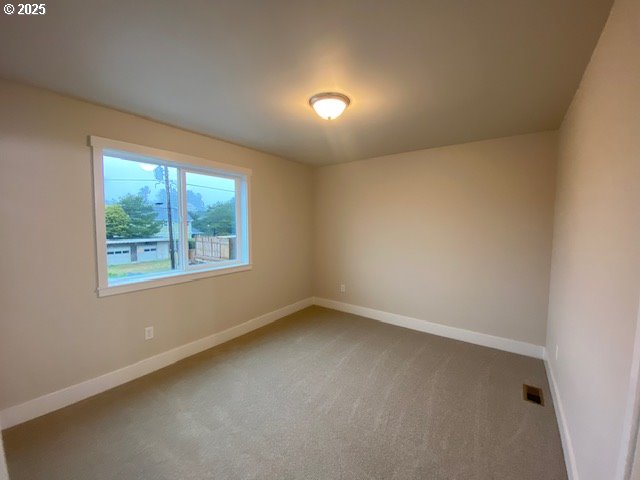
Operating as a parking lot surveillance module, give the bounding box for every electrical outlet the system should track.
[555,344,559,361]
[145,326,154,340]
[340,284,346,294]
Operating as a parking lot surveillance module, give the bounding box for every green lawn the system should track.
[108,259,172,278]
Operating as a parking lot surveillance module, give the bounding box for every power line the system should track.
[186,182,236,193]
[104,178,235,193]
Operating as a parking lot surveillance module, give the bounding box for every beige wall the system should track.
[314,132,557,346]
[0,80,314,410]
[546,0,640,478]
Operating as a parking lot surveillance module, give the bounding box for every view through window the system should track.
[185,171,237,267]
[104,157,181,281]
[97,145,249,291]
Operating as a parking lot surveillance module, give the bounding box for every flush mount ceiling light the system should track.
[309,92,350,120]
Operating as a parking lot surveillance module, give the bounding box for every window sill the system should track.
[97,263,252,297]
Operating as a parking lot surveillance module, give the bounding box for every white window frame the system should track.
[90,136,252,297]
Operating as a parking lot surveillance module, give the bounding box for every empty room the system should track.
[0,0,638,479]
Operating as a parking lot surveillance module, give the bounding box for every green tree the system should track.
[190,198,235,236]
[118,194,163,238]
[105,204,131,239]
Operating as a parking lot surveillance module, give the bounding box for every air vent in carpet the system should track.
[523,384,544,406]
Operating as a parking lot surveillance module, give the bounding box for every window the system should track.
[91,136,251,296]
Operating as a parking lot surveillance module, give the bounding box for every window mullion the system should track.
[178,168,189,271]
[235,177,242,263]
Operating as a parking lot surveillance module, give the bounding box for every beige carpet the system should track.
[3,306,567,479]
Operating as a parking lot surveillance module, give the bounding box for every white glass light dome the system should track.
[309,92,350,120]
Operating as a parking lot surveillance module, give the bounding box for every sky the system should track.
[103,155,236,208]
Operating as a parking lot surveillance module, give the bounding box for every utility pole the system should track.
[163,166,176,269]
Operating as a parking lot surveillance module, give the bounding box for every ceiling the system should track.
[0,0,612,165]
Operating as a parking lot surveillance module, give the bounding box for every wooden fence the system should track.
[193,235,236,261]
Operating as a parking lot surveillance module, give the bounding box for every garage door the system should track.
[107,247,131,265]
[137,245,158,262]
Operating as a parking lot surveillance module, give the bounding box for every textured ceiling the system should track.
[0,0,612,164]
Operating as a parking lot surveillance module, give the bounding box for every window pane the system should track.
[103,156,182,283]
[185,171,237,266]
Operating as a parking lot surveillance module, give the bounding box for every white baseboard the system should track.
[0,296,546,430]
[0,297,313,430]
[544,358,579,480]
[313,297,545,359]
